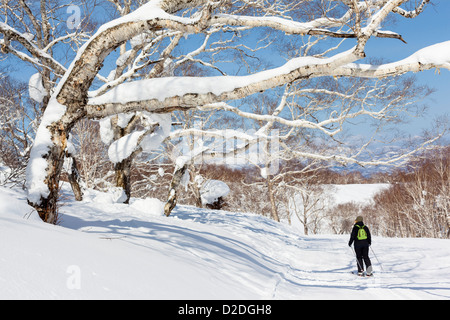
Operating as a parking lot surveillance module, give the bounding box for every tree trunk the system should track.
[114,157,132,204]
[190,164,203,208]
[266,175,280,222]
[303,216,309,236]
[66,152,83,201]
[30,126,68,224]
[192,181,203,208]
[446,211,450,239]
[164,163,188,216]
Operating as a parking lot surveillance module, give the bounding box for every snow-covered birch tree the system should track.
[6,0,448,223]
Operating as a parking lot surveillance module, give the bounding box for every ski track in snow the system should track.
[1,185,450,299]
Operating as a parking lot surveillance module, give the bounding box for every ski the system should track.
[351,266,374,277]
[351,271,374,277]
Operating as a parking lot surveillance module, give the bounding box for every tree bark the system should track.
[164,163,188,216]
[31,125,68,224]
[189,164,203,208]
[66,151,83,201]
[266,175,280,222]
[114,157,132,204]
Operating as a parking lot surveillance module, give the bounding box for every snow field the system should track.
[1,185,450,300]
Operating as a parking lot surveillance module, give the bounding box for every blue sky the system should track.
[364,0,450,138]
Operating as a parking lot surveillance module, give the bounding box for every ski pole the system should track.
[370,246,384,272]
[349,245,364,273]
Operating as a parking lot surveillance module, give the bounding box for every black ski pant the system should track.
[355,245,371,273]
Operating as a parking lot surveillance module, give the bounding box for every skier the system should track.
[348,216,373,276]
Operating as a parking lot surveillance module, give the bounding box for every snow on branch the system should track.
[392,0,430,18]
[334,41,450,78]
[211,13,405,42]
[52,0,220,110]
[108,130,147,164]
[86,39,450,119]
[86,47,359,118]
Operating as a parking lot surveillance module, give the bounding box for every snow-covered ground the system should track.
[1,184,450,300]
[330,183,390,205]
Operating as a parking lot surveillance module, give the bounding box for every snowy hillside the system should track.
[1,184,450,300]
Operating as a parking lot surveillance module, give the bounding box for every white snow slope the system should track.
[1,184,450,300]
